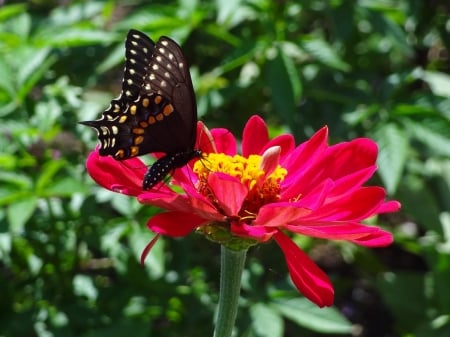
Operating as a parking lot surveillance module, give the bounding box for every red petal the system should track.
[327,166,377,199]
[330,138,378,177]
[274,231,334,307]
[303,187,388,221]
[285,222,385,241]
[282,126,328,174]
[254,204,311,227]
[146,211,206,236]
[263,134,295,160]
[138,189,191,211]
[231,222,277,241]
[86,149,144,196]
[377,200,401,213]
[140,234,161,265]
[281,127,329,199]
[350,229,394,247]
[242,115,269,156]
[208,172,248,216]
[210,128,237,155]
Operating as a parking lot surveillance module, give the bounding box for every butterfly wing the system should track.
[81,30,197,160]
[141,36,197,153]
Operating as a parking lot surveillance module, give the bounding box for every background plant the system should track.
[0,1,449,336]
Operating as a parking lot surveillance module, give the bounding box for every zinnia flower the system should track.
[86,115,400,307]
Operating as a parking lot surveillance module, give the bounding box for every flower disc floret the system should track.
[194,153,287,215]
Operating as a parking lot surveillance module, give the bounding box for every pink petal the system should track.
[327,166,377,199]
[231,222,277,241]
[303,187,388,222]
[282,126,328,173]
[86,149,144,196]
[195,122,215,153]
[210,128,237,155]
[138,189,192,211]
[274,231,334,307]
[146,211,207,237]
[260,146,281,178]
[242,115,269,156]
[350,229,394,247]
[254,204,312,227]
[189,194,228,221]
[281,127,329,199]
[377,200,401,213]
[326,138,377,178]
[293,179,334,209]
[171,162,200,187]
[264,134,295,160]
[285,222,385,241]
[208,172,248,216]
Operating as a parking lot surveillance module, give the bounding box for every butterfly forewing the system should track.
[81,30,198,161]
[143,37,197,151]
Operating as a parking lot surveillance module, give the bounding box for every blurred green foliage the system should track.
[1,1,449,336]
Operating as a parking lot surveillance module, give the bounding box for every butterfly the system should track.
[81,29,201,190]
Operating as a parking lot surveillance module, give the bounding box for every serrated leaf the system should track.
[404,119,450,157]
[250,303,284,337]
[302,39,350,72]
[373,123,408,194]
[272,298,352,333]
[17,48,51,91]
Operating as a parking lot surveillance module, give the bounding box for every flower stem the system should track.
[213,246,247,337]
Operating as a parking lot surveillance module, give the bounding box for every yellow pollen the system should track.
[193,153,287,216]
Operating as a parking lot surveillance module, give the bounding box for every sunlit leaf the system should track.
[250,303,284,337]
[373,123,408,194]
[272,298,353,333]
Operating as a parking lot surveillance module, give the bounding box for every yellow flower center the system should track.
[193,153,287,218]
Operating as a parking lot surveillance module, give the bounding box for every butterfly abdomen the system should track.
[143,150,202,190]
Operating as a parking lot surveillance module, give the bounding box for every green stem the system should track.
[213,246,247,337]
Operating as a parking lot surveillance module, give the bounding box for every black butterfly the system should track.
[81,29,201,190]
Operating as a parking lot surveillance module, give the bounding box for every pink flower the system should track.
[86,115,400,307]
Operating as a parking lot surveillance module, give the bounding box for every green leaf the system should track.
[35,160,66,192]
[37,29,116,47]
[404,119,450,157]
[302,38,350,72]
[421,71,450,98]
[7,196,38,233]
[372,123,408,194]
[43,177,88,196]
[130,225,165,280]
[396,175,441,232]
[377,272,428,332]
[73,274,98,301]
[266,46,302,126]
[0,3,26,21]
[272,298,353,333]
[250,303,284,337]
